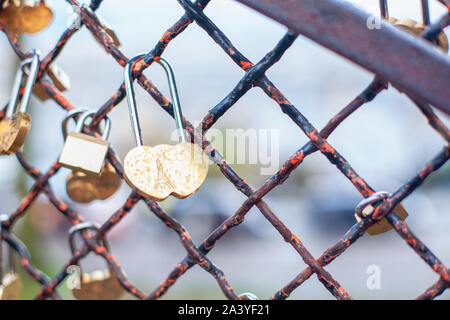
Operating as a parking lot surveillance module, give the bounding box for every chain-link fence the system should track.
[0,0,449,300]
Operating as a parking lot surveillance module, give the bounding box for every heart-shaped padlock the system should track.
[123,54,208,201]
[68,222,124,300]
[0,50,40,155]
[65,171,99,203]
[124,143,208,200]
[0,214,23,300]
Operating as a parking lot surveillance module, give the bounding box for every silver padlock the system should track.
[59,110,111,175]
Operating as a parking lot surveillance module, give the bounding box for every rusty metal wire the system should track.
[0,0,449,300]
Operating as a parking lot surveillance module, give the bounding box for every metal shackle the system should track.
[74,110,111,141]
[61,108,89,140]
[6,50,41,118]
[68,222,110,255]
[355,191,390,218]
[379,0,389,20]
[124,53,186,147]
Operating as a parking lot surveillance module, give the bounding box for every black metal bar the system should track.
[234,0,450,114]
[422,0,432,25]
[380,0,389,19]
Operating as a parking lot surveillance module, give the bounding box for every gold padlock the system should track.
[0,50,40,155]
[391,18,448,52]
[0,1,22,34]
[0,0,52,34]
[73,269,124,300]
[59,110,112,175]
[355,191,409,236]
[66,171,99,203]
[123,54,209,201]
[91,162,122,200]
[381,0,449,53]
[68,222,124,300]
[393,18,417,33]
[66,162,122,203]
[19,0,53,34]
[0,272,22,300]
[414,22,449,53]
[0,214,23,300]
[32,64,71,101]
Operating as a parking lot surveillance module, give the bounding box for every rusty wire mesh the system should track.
[0,0,449,300]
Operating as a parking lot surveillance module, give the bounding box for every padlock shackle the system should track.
[421,0,430,25]
[379,0,389,20]
[74,110,111,141]
[61,108,89,140]
[157,58,186,144]
[355,191,390,218]
[6,50,40,118]
[124,55,144,147]
[124,54,186,147]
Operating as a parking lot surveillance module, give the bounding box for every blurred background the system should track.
[0,0,449,300]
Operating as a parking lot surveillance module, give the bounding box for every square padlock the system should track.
[59,110,112,175]
[59,132,110,175]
